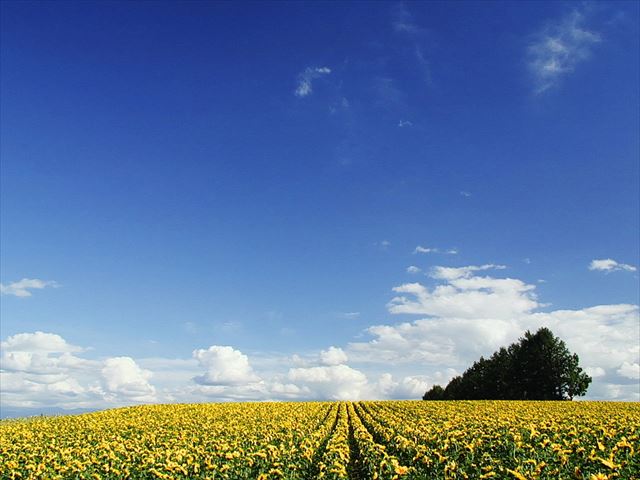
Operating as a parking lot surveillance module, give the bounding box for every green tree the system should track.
[422,384,445,400]
[513,327,592,400]
[422,327,592,401]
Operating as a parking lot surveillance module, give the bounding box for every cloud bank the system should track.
[2,264,638,414]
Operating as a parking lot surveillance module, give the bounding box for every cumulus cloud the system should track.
[1,331,82,354]
[320,346,348,366]
[294,66,331,97]
[589,258,637,273]
[3,260,638,413]
[0,332,157,411]
[349,265,639,401]
[193,345,260,386]
[102,357,156,401]
[287,364,369,400]
[406,266,421,274]
[374,373,429,399]
[528,9,601,93]
[616,362,640,380]
[388,275,536,320]
[585,366,606,378]
[0,279,58,297]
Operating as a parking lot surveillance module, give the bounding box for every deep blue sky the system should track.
[1,1,638,410]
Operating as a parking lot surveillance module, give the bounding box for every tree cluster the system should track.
[423,327,592,401]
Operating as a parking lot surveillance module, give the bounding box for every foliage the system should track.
[425,327,592,401]
[1,400,638,479]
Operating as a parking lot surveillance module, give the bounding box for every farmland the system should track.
[1,401,638,480]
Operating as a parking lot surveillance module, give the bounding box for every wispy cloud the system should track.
[392,3,424,36]
[414,246,436,254]
[460,191,472,198]
[375,240,391,251]
[430,264,507,281]
[294,66,331,97]
[398,120,413,128]
[0,278,59,297]
[413,246,458,255]
[392,3,431,85]
[406,266,421,274]
[372,77,407,110]
[528,9,601,94]
[589,258,637,273]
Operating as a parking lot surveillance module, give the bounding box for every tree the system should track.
[422,384,445,400]
[422,327,592,401]
[512,328,592,400]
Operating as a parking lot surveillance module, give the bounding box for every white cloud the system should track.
[398,120,413,128]
[460,191,472,197]
[3,261,638,413]
[0,278,58,297]
[192,345,260,386]
[413,246,458,255]
[585,366,606,378]
[430,264,506,280]
[287,364,369,400]
[294,66,331,97]
[617,362,640,380]
[320,346,348,366]
[528,9,601,93]
[348,266,639,401]
[189,382,270,402]
[340,312,361,319]
[589,258,637,273]
[387,277,536,321]
[374,373,428,399]
[406,265,421,274]
[1,331,82,354]
[101,357,156,402]
[0,332,150,410]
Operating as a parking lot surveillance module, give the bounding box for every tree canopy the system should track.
[423,327,592,401]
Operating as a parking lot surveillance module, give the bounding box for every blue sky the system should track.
[1,1,639,415]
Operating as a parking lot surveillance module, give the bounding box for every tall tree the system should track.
[422,327,592,401]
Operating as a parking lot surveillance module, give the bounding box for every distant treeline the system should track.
[423,327,592,401]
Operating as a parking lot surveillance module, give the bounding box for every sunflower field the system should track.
[1,401,638,480]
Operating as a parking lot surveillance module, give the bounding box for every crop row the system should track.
[1,401,638,479]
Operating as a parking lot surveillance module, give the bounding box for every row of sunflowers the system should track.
[1,400,638,479]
